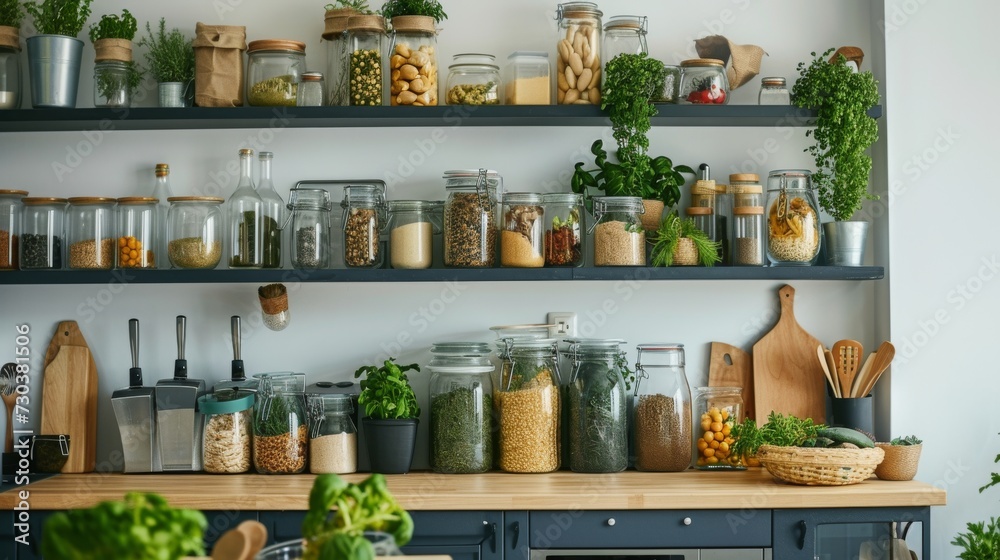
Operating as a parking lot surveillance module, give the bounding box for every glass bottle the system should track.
[345,15,387,106]
[730,174,765,266]
[556,2,603,105]
[288,187,333,269]
[0,35,21,109]
[602,15,647,88]
[167,197,224,269]
[494,337,561,473]
[758,77,790,105]
[693,386,745,470]
[198,391,254,474]
[388,16,438,106]
[296,71,325,106]
[501,192,544,268]
[20,197,66,270]
[428,343,494,474]
[591,196,644,266]
[387,200,436,269]
[543,192,584,267]
[253,372,308,474]
[116,197,157,269]
[564,338,628,473]
[766,169,820,265]
[504,51,550,105]
[679,58,729,104]
[0,189,27,270]
[228,149,264,268]
[308,393,357,474]
[632,344,692,472]
[341,184,386,268]
[443,169,500,268]
[256,151,284,269]
[246,39,306,107]
[150,164,173,269]
[66,197,116,270]
[446,53,502,105]
[93,60,131,108]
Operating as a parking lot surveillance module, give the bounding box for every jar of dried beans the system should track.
[592,196,644,266]
[564,338,628,473]
[632,344,692,472]
[501,192,544,268]
[288,187,333,269]
[116,197,157,269]
[166,197,224,269]
[0,189,27,270]
[387,200,438,269]
[443,169,500,268]
[693,386,745,469]
[494,337,561,473]
[199,390,254,474]
[387,15,438,106]
[555,2,603,105]
[345,15,387,106]
[67,197,116,270]
[20,197,66,270]
[341,184,386,268]
[252,372,308,474]
[428,343,494,474]
[766,169,820,265]
[542,193,584,267]
[307,393,357,474]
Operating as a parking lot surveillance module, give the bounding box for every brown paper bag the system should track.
[695,35,766,90]
[193,23,247,107]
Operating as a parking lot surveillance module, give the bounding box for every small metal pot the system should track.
[158,81,187,107]
[26,35,84,108]
[823,220,869,266]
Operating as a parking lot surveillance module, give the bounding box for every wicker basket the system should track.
[874,443,922,481]
[756,444,884,486]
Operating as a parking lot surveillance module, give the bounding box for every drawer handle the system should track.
[683,517,692,526]
[607,518,616,526]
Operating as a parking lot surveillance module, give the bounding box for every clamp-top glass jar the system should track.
[443,169,500,268]
[632,344,692,472]
[602,15,647,87]
[679,58,729,104]
[564,338,628,473]
[446,53,501,105]
[495,337,561,473]
[387,15,438,106]
[67,197,116,270]
[766,169,820,265]
[166,197,224,269]
[428,342,494,473]
[287,187,333,269]
[345,14,387,106]
[246,39,306,107]
[693,386,744,469]
[308,393,357,474]
[543,192,584,267]
[555,2,603,105]
[501,192,544,268]
[0,189,27,269]
[341,184,387,268]
[592,196,645,266]
[253,372,308,474]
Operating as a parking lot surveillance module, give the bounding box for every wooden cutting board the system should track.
[751,285,826,424]
[41,321,98,473]
[708,342,754,422]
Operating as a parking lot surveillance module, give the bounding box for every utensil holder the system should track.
[828,395,874,436]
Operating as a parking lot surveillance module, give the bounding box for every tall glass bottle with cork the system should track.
[227,149,264,268]
[151,164,173,269]
[256,152,284,268]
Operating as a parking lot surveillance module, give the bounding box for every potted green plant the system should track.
[791,48,880,266]
[23,0,94,108]
[0,0,24,109]
[89,9,141,108]
[874,435,922,481]
[571,52,695,231]
[138,18,194,108]
[650,211,721,267]
[354,357,421,474]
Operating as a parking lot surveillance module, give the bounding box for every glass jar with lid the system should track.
[388,15,438,106]
[296,71,325,106]
[501,192,544,268]
[602,15,647,88]
[693,386,745,470]
[341,184,386,268]
[21,197,65,270]
[323,7,355,106]
[66,197,116,270]
[682,206,716,266]
[504,51,550,105]
[494,337,561,473]
[555,2,603,105]
[308,393,357,474]
[679,58,729,104]
[246,39,306,107]
[443,169,501,268]
[543,192,584,267]
[93,60,131,108]
[758,77,790,105]
[228,149,264,268]
[0,189,27,269]
[287,187,333,269]
[116,197,157,269]
[167,196,224,269]
[253,372,308,474]
[730,174,765,266]
[346,14,387,106]
[766,169,820,265]
[447,53,501,105]
[564,338,628,473]
[632,344,692,472]
[592,196,645,266]
[387,200,438,269]
[428,342,494,473]
[0,31,21,110]
[198,390,254,474]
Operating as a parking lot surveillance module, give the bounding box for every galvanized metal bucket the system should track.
[823,221,869,266]
[26,35,83,108]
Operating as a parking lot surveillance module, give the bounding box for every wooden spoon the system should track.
[817,345,839,398]
[850,352,876,398]
[1,363,16,453]
[824,349,841,397]
[832,340,863,399]
[211,530,249,560]
[237,520,268,559]
[858,341,896,397]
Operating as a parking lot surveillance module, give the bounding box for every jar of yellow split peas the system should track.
[692,386,745,470]
[116,197,158,268]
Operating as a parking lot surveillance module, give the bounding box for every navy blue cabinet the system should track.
[772,507,931,560]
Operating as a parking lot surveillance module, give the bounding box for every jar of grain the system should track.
[166,196,224,269]
[693,386,745,470]
[555,2,603,105]
[632,344,692,472]
[428,343,494,474]
[592,196,644,266]
[0,189,27,270]
[494,337,561,473]
[443,169,500,268]
[766,169,820,265]
[387,16,438,106]
[446,53,502,105]
[345,15,387,106]
[679,58,729,104]
[542,193,584,267]
[387,200,437,269]
[564,338,628,473]
[252,372,308,474]
[307,393,357,474]
[246,39,306,107]
[199,390,254,474]
[729,175,765,267]
[504,51,550,105]
[341,184,386,268]
[116,197,157,269]
[21,197,66,270]
[601,15,646,88]
[501,192,544,268]
[67,197,116,270]
[288,187,333,269]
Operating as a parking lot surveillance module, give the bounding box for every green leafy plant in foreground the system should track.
[23,0,94,37]
[953,517,1000,560]
[0,0,24,28]
[649,211,721,267]
[380,0,447,22]
[354,357,421,419]
[138,18,194,84]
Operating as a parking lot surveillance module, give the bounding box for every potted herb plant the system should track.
[874,435,922,481]
[649,211,721,267]
[138,18,194,108]
[0,0,24,109]
[354,357,421,474]
[571,53,695,231]
[23,0,94,108]
[792,48,880,266]
[89,9,141,108]
[380,0,447,23]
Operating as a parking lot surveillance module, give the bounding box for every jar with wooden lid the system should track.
[246,39,306,107]
[0,189,27,269]
[346,15,387,106]
[494,337,561,473]
[388,15,438,106]
[67,197,116,270]
[714,183,731,265]
[341,184,386,268]
[693,386,745,469]
[167,196,224,269]
[730,174,765,266]
[592,196,644,266]
[679,58,728,104]
[501,192,544,268]
[0,31,21,110]
[601,15,646,88]
[556,2,603,105]
[296,72,325,106]
[116,197,157,269]
[758,77,790,105]
[633,344,692,472]
[766,169,820,265]
[20,197,66,270]
[685,206,715,249]
[447,53,502,105]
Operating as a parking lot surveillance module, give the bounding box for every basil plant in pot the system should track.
[23,0,95,108]
[792,48,880,266]
[354,357,421,474]
[138,18,195,108]
[0,0,24,109]
[89,9,141,108]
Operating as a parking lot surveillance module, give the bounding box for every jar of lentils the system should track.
[246,39,306,107]
[387,200,438,269]
[592,196,644,266]
[443,169,500,268]
[730,174,765,266]
[20,197,65,270]
[632,344,692,472]
[67,197,116,270]
[166,197,224,269]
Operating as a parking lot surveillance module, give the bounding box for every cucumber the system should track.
[817,427,874,448]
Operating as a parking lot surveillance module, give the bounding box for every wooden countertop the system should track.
[0,470,945,511]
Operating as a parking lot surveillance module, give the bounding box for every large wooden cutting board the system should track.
[751,285,826,424]
[708,342,754,422]
[41,321,98,473]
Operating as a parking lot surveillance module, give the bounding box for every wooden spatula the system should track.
[850,352,876,398]
[858,341,896,397]
[831,340,863,399]
[817,345,839,398]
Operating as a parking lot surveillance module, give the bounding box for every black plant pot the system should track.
[363,417,418,474]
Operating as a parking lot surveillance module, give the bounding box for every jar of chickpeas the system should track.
[692,386,745,469]
[116,197,158,268]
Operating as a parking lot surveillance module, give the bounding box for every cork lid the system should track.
[729,173,759,183]
[390,15,437,34]
[686,206,713,216]
[167,196,225,203]
[67,197,116,205]
[729,184,763,195]
[681,58,725,68]
[247,39,306,54]
[0,189,28,196]
[734,206,764,215]
[691,179,717,196]
[117,197,159,205]
[558,2,603,19]
[346,14,387,33]
[22,197,68,205]
[155,163,169,176]
[604,15,645,31]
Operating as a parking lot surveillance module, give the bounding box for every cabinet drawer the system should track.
[528,510,770,549]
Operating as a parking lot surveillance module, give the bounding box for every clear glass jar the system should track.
[592,196,644,266]
[758,77,790,105]
[20,197,66,270]
[655,64,681,103]
[428,346,494,474]
[0,189,26,270]
[323,7,356,106]
[388,16,438,106]
[66,197,116,270]
[504,51,550,105]
[494,337,561,473]
[501,192,544,268]
[288,187,333,269]
[166,196,224,269]
[602,15,647,89]
[387,200,437,269]
[686,206,715,245]
[693,386,744,470]
[253,372,308,474]
[556,2,603,105]
[256,151,284,269]
[443,169,500,268]
[543,192,584,267]
[766,169,820,265]
[446,53,501,105]
[296,71,325,106]
[246,39,306,107]
[564,339,628,473]
[93,60,130,108]
[341,184,386,268]
[0,42,21,109]
[346,15,387,106]
[679,58,729,104]
[633,344,692,472]
[198,391,254,474]
[116,197,157,269]
[730,174,765,266]
[150,164,173,269]
[730,174,763,208]
[228,149,264,268]
[308,393,357,474]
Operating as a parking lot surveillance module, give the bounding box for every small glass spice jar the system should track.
[543,192,584,267]
[66,197,116,270]
[246,39,306,107]
[632,344,692,472]
[758,77,790,105]
[601,15,647,88]
[504,51,550,105]
[308,393,358,474]
[564,338,628,473]
[428,343,494,474]
[296,71,325,106]
[501,192,544,268]
[387,200,437,270]
[495,337,561,473]
[766,169,820,265]
[345,14,387,106]
[447,53,501,105]
[555,2,603,105]
[116,197,157,269]
[0,189,27,270]
[693,386,745,470]
[198,391,254,474]
[443,169,501,268]
[287,187,333,269]
[253,372,308,474]
[387,15,438,106]
[93,60,131,108]
[679,58,729,104]
[341,184,386,268]
[730,174,765,266]
[0,36,21,110]
[592,196,645,266]
[20,197,66,270]
[166,196,224,269]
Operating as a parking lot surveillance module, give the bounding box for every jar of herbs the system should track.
[564,338,628,473]
[693,386,744,470]
[446,53,502,105]
[246,40,306,107]
[428,343,494,474]
[166,197,224,269]
[766,169,820,265]
[0,189,27,270]
[387,200,438,269]
[93,60,131,108]
[308,393,357,474]
[592,196,644,266]
[632,344,692,472]
[253,372,308,474]
[346,14,387,106]
[679,58,729,104]
[494,337,561,473]
[601,15,646,88]
[341,184,386,268]
[20,197,65,270]
[555,2,603,105]
[543,192,584,267]
[388,15,438,106]
[67,197,116,270]
[115,197,157,269]
[443,169,501,268]
[501,192,544,268]
[288,187,333,269]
